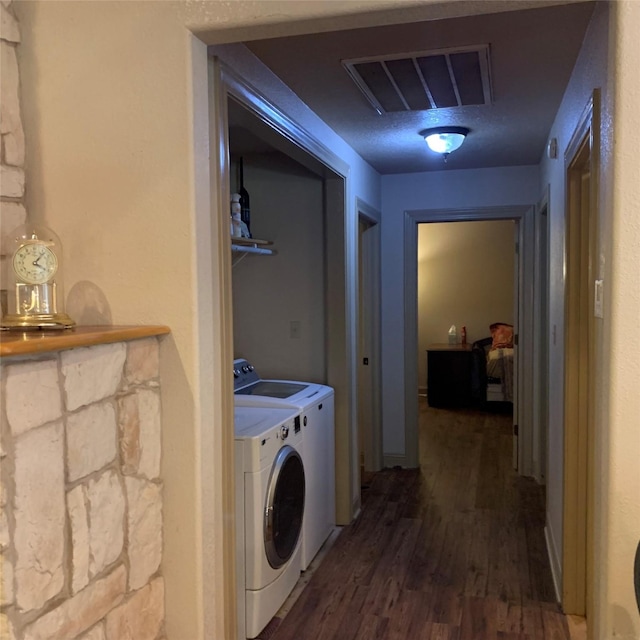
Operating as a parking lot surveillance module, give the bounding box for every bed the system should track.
[471,323,514,405]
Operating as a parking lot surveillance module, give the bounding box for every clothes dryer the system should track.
[235,405,305,639]
[234,359,335,571]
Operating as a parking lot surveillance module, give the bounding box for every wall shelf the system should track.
[231,238,276,265]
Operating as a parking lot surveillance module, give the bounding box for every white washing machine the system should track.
[235,405,305,639]
[234,359,335,571]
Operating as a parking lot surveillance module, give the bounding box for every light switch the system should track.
[594,279,604,318]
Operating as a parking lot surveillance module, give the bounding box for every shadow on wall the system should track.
[67,280,112,325]
[610,590,640,638]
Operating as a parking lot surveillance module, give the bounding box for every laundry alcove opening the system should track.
[225,89,355,526]
[229,96,329,386]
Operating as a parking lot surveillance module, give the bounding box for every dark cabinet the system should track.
[427,344,473,408]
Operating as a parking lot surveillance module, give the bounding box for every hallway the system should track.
[261,400,571,639]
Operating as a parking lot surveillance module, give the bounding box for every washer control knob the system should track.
[242,365,250,373]
[248,364,255,371]
[233,369,240,378]
[280,425,289,440]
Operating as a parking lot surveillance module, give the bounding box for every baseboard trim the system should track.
[352,495,361,520]
[383,454,407,468]
[545,518,562,603]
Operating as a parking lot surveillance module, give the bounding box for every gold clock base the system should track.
[1,313,76,331]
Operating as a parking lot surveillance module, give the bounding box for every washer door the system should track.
[264,445,305,569]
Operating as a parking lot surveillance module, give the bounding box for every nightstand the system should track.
[426,343,473,408]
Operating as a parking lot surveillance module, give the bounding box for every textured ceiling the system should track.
[241,2,595,174]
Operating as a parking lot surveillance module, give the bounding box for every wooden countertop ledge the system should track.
[0,325,170,358]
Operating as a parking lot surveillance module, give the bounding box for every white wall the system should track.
[539,2,611,596]
[232,153,326,382]
[380,166,539,455]
[12,0,640,637]
[13,4,383,637]
[15,5,210,638]
[608,4,640,637]
[417,220,515,390]
[540,2,639,636]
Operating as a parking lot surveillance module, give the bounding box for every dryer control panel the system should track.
[233,358,259,390]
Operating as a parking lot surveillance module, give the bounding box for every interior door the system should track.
[512,221,522,470]
[357,216,382,475]
[534,193,550,482]
[563,98,598,618]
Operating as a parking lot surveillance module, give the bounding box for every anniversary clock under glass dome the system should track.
[1,224,75,330]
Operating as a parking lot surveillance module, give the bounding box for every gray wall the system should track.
[232,152,326,383]
[380,165,539,455]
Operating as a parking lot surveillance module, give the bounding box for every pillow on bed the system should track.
[489,322,514,350]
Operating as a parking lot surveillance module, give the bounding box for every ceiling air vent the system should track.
[343,45,492,114]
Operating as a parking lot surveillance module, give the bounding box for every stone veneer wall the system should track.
[0,338,166,640]
[0,1,27,313]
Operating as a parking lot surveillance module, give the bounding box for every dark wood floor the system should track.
[261,401,569,640]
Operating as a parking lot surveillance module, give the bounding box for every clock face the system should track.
[12,243,58,285]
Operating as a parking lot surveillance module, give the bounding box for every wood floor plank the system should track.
[364,516,422,614]
[404,591,439,640]
[429,621,462,640]
[260,402,571,640]
[353,613,389,640]
[542,608,573,639]
[315,583,369,640]
[426,586,464,626]
[464,510,491,596]
[405,506,448,592]
[459,595,498,639]
[525,508,559,604]
[495,598,527,634]
[520,603,546,639]
[381,588,422,640]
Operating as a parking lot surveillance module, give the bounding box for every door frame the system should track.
[357,199,383,473]
[216,62,357,522]
[209,58,357,639]
[562,90,600,620]
[533,186,551,483]
[403,205,535,472]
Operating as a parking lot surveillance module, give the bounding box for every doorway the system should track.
[357,201,383,481]
[218,65,356,526]
[562,91,600,622]
[533,189,550,483]
[404,205,535,473]
[417,219,517,451]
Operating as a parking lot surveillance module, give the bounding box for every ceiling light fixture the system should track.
[420,127,470,162]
